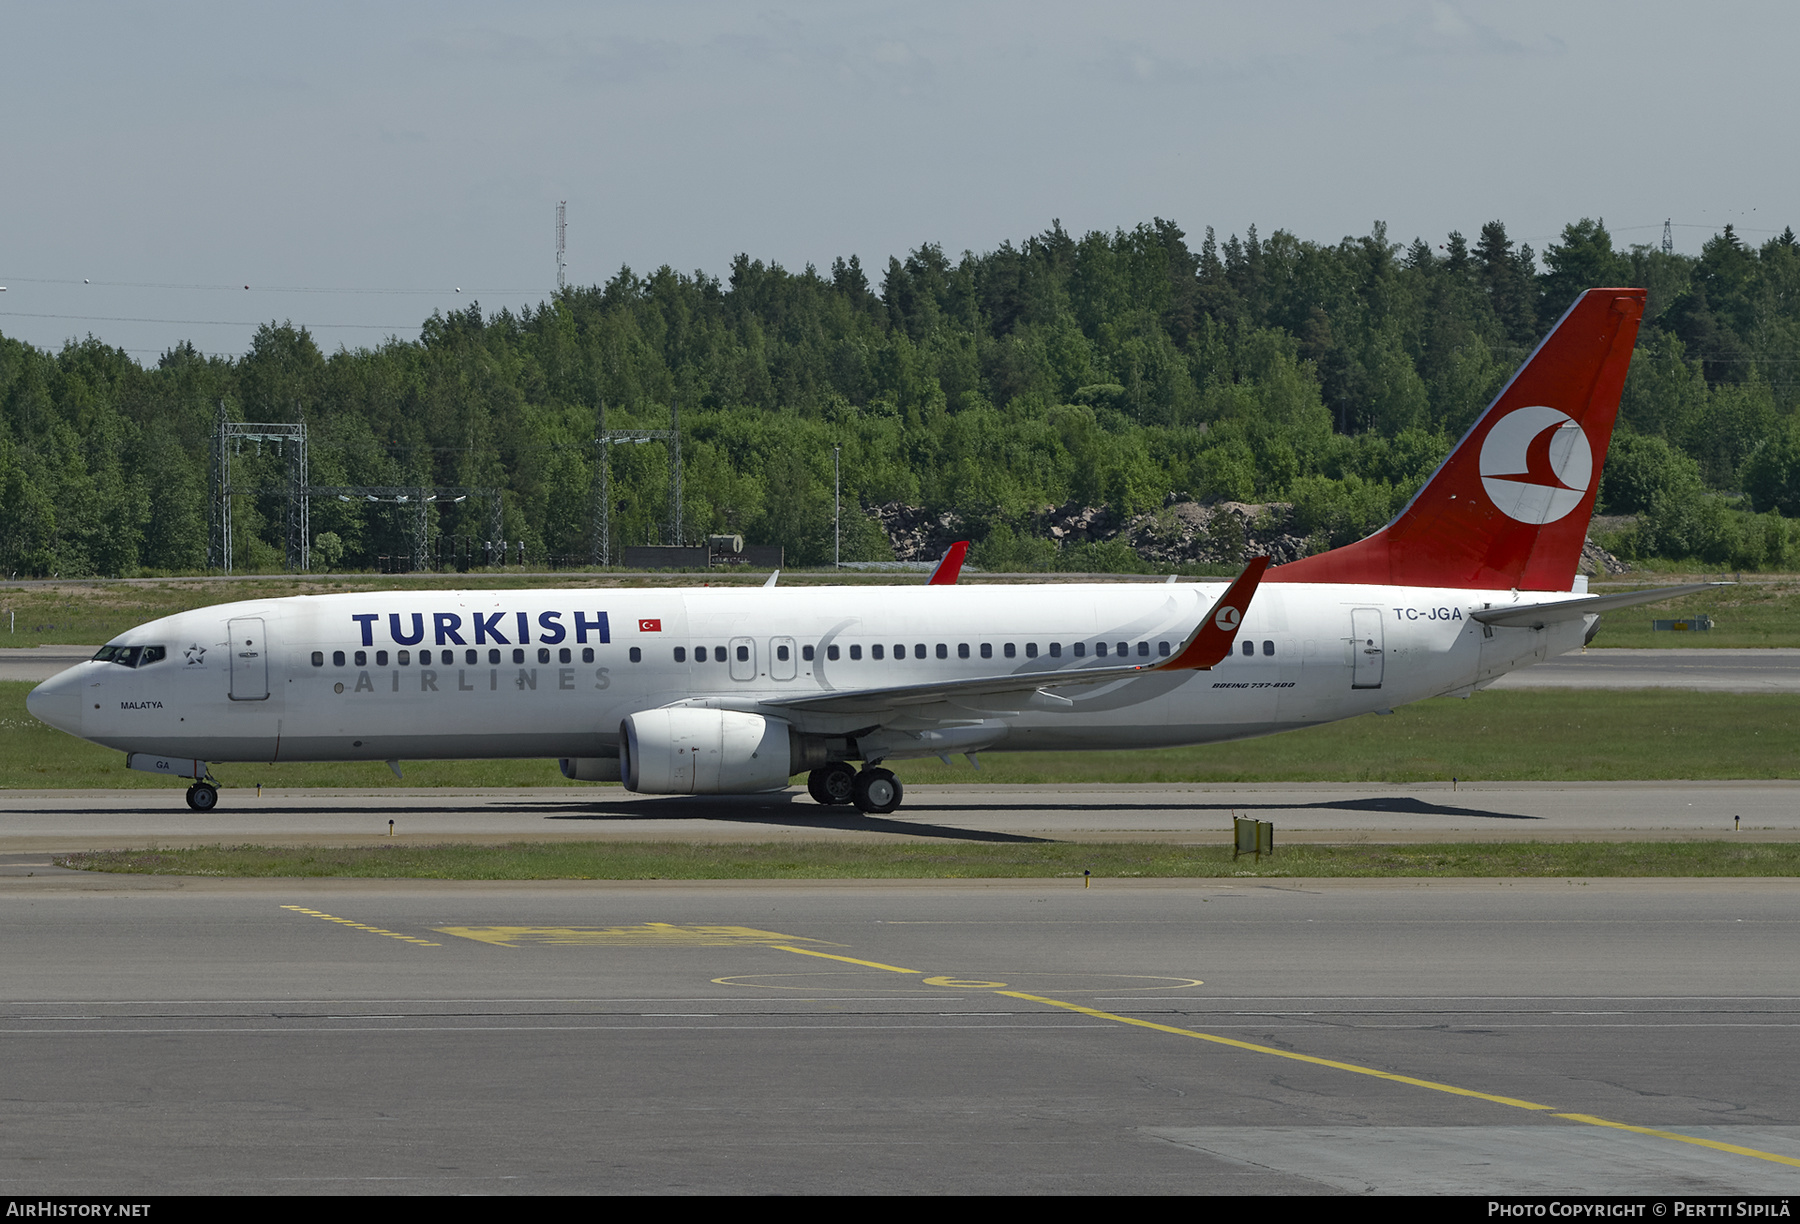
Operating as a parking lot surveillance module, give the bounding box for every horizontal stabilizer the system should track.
[1471,582,1727,629]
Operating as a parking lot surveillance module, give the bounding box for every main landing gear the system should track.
[806,763,903,815]
[185,781,219,811]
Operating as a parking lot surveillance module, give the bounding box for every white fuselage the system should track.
[32,582,1592,767]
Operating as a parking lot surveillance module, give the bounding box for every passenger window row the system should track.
[660,640,1182,663]
[313,646,597,667]
[307,638,1271,670]
[673,645,755,663]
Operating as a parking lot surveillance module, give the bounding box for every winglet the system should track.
[927,541,969,585]
[1158,556,1269,671]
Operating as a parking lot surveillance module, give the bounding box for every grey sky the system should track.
[1,1,1790,363]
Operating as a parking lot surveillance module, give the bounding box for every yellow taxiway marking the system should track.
[281,905,441,946]
[275,908,1800,1174]
[997,991,1558,1111]
[758,942,1800,1172]
[770,945,920,973]
[437,924,828,949]
[1553,1114,1800,1169]
[995,990,1800,1170]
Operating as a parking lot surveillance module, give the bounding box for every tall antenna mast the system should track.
[556,201,567,292]
[1662,218,1674,257]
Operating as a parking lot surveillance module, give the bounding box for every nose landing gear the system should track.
[805,763,904,815]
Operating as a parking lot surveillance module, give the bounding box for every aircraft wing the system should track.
[758,557,1268,717]
[1470,582,1727,629]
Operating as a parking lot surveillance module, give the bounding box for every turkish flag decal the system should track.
[638,618,662,632]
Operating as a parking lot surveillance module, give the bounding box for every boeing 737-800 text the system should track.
[26,289,1712,812]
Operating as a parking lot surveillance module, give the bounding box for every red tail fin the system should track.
[927,540,968,585]
[1268,288,1645,591]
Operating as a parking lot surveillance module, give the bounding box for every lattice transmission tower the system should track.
[556,201,567,292]
[210,401,505,573]
[590,401,682,566]
[209,402,308,574]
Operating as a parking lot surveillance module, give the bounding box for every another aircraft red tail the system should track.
[927,541,968,585]
[1268,288,1645,591]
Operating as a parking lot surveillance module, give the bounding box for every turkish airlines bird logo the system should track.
[1478,406,1592,524]
[1214,606,1241,632]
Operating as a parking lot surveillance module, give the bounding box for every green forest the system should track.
[3,216,1799,578]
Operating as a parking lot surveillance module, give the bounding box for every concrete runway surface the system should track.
[2,780,1794,852]
[0,645,89,682]
[1,874,1796,1194]
[1485,648,1800,692]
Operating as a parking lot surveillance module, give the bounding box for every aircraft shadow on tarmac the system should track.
[872,795,1541,821]
[543,792,1534,826]
[17,793,1536,827]
[1178,796,1541,821]
[543,798,1053,843]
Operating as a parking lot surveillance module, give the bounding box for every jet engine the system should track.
[620,708,801,794]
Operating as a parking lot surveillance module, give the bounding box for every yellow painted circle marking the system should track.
[922,975,1008,989]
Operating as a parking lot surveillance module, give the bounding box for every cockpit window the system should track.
[91,644,163,668]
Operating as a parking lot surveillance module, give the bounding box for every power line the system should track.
[0,310,419,330]
[0,276,542,295]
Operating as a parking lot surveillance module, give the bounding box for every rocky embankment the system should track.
[867,497,1627,574]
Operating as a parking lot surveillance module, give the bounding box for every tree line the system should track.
[2,215,1798,577]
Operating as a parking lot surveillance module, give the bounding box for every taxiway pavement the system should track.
[1485,647,1800,692]
[1,780,1793,852]
[2,875,1795,1194]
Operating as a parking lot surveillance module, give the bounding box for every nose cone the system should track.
[26,668,83,736]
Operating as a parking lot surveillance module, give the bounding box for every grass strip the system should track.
[52,840,1800,880]
[9,685,1800,787]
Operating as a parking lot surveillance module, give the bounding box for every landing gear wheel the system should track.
[807,762,858,806]
[852,768,903,815]
[186,782,218,811]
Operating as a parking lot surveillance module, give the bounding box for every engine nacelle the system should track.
[559,756,622,782]
[620,708,796,794]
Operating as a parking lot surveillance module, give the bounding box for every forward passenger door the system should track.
[228,617,269,701]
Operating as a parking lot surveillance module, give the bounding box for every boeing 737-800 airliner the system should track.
[26,289,1714,812]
